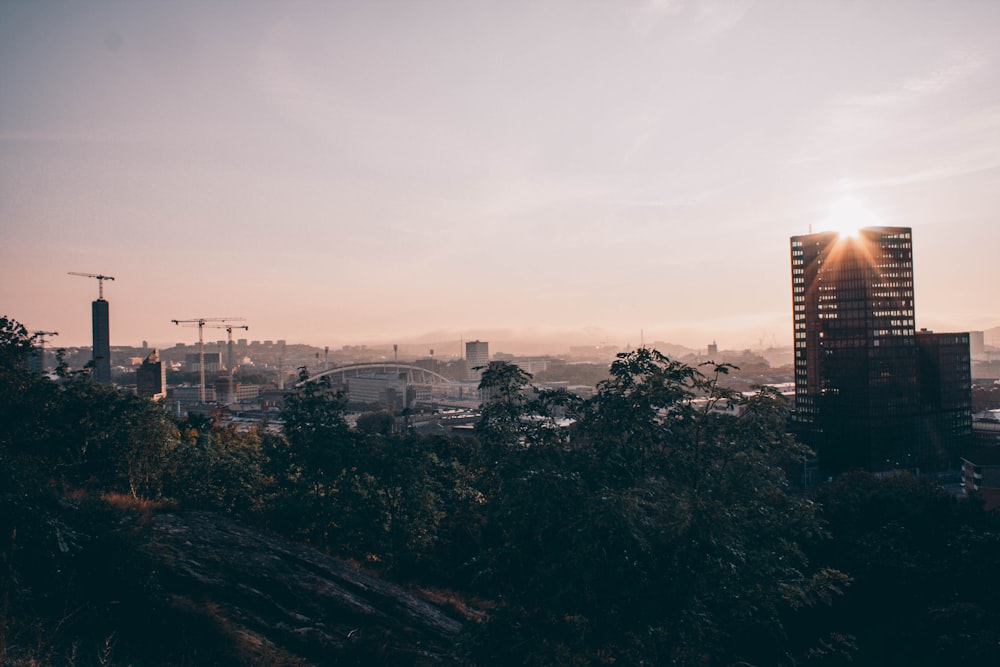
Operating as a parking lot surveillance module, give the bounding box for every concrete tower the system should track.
[92,298,111,385]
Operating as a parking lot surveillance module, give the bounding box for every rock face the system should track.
[146,511,464,665]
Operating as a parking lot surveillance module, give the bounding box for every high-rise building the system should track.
[136,350,166,401]
[916,330,973,460]
[969,331,986,359]
[92,298,111,385]
[465,340,489,381]
[790,227,970,474]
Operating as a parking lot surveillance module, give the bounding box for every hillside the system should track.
[143,511,465,665]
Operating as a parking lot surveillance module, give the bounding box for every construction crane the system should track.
[203,323,249,405]
[31,331,59,373]
[203,323,249,371]
[171,317,246,404]
[68,272,116,299]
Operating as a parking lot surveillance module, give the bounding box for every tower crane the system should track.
[171,317,245,404]
[69,271,116,384]
[203,323,250,371]
[31,331,59,373]
[68,272,116,299]
[203,323,250,405]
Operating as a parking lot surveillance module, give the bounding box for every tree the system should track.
[474,361,578,450]
[260,369,353,543]
[466,349,845,666]
[806,472,1000,666]
[473,361,534,447]
[0,316,33,368]
[279,367,351,476]
[356,411,395,436]
[168,421,267,515]
[0,317,66,464]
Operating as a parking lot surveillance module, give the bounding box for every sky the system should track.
[2,0,998,353]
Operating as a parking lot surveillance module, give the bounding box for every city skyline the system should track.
[2,1,999,349]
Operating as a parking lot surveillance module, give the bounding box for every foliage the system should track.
[267,369,484,581]
[47,373,180,499]
[804,472,1000,666]
[168,419,268,515]
[280,367,351,476]
[466,352,844,666]
[3,310,1000,665]
[0,316,33,366]
[473,361,534,447]
[356,410,395,435]
[474,361,578,450]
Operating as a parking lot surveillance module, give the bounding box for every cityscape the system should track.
[5,222,1000,665]
[25,223,1000,484]
[3,2,1000,665]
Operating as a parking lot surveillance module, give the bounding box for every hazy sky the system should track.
[2,0,998,352]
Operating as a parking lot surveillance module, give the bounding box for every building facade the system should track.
[348,373,408,409]
[465,340,489,381]
[185,352,223,373]
[790,227,971,474]
[136,350,166,400]
[92,298,111,385]
[916,331,973,466]
[961,449,1000,510]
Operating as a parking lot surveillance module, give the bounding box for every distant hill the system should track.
[986,326,1000,348]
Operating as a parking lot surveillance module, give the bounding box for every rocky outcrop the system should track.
[145,511,464,665]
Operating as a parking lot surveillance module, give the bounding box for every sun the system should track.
[822,195,883,239]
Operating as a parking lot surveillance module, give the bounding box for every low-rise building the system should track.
[169,385,217,403]
[348,374,408,409]
[962,448,1000,511]
[972,410,1000,446]
[185,352,223,373]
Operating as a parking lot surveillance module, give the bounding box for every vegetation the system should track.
[2,314,999,665]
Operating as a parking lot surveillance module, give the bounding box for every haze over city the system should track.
[2,1,998,351]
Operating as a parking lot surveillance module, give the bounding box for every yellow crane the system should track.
[171,317,246,404]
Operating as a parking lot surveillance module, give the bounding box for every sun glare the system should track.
[822,195,883,239]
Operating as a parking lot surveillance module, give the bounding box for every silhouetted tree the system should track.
[805,472,1000,666]
[168,421,267,515]
[356,410,395,436]
[466,349,846,666]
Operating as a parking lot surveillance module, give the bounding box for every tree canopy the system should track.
[465,351,846,665]
[2,315,999,666]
